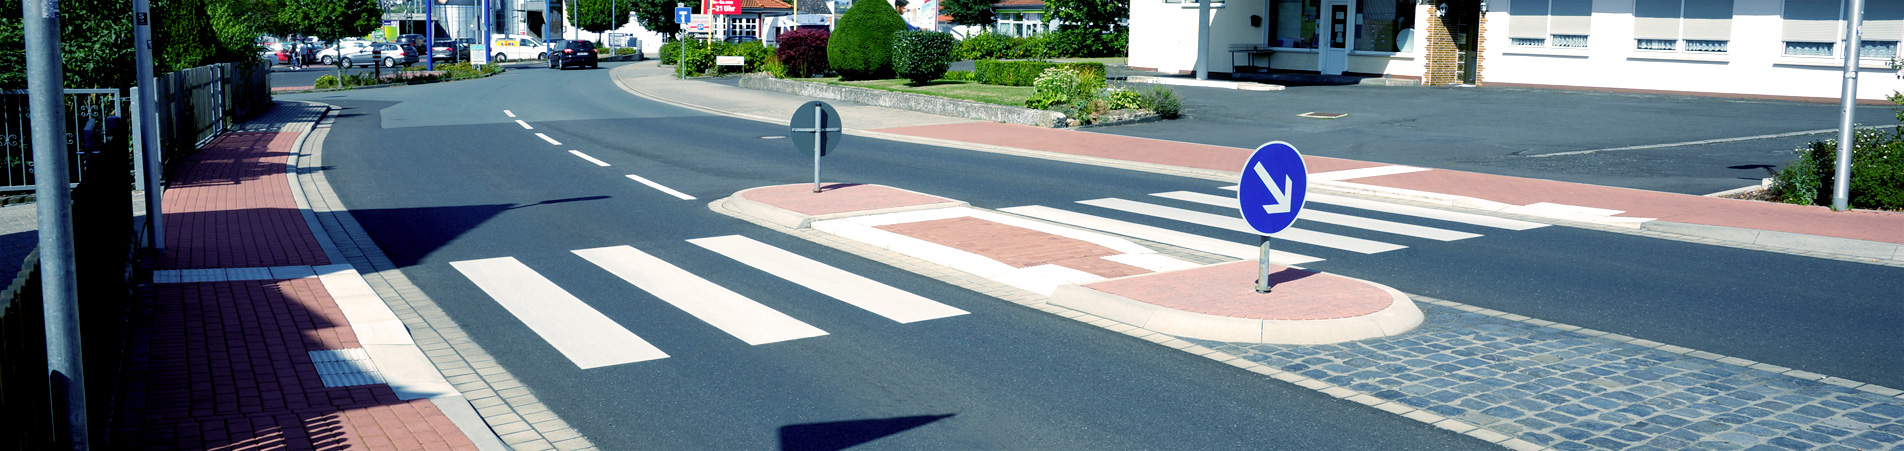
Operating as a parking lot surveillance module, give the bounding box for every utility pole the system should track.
[427,0,436,70]
[1833,0,1866,211]
[24,0,87,448]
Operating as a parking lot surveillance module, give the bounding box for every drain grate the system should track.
[1297,112,1349,119]
[309,348,385,387]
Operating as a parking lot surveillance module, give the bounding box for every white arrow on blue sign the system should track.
[675,7,692,23]
[1237,141,1309,235]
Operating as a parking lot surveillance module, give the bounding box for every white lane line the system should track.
[504,110,516,117]
[516,119,533,129]
[1525,125,1901,158]
[1153,191,1483,241]
[573,246,828,345]
[1310,165,1431,182]
[1000,205,1323,265]
[1079,198,1406,254]
[625,174,695,200]
[569,150,611,167]
[688,235,969,324]
[535,133,561,145]
[448,257,667,369]
[1309,193,1550,230]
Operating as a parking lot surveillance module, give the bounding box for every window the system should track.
[1509,0,1589,48]
[1782,0,1904,59]
[1634,0,1732,53]
[728,16,759,37]
[1270,0,1321,49]
[1354,0,1414,52]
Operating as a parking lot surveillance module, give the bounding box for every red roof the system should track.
[743,0,792,9]
[994,0,1043,7]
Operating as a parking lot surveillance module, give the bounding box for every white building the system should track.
[1129,0,1904,101]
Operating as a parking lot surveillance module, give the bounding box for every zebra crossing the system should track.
[448,235,968,370]
[1006,185,1550,266]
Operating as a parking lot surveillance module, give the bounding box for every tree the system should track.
[0,0,136,89]
[1043,0,1126,32]
[941,0,995,30]
[278,0,381,79]
[630,0,701,37]
[827,0,906,80]
[568,0,634,34]
[159,0,221,71]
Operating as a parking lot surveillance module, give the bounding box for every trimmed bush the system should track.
[959,33,1019,60]
[1769,128,1904,210]
[942,70,976,81]
[717,40,775,74]
[828,0,908,80]
[893,31,958,84]
[1044,29,1128,57]
[775,29,832,78]
[974,60,1105,88]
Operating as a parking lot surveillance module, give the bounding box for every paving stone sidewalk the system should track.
[1188,299,1904,451]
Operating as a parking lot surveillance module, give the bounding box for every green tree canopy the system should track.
[941,0,996,30]
[630,0,701,37]
[569,0,635,34]
[278,0,382,42]
[1043,0,1126,32]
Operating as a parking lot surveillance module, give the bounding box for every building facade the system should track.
[1129,0,1904,101]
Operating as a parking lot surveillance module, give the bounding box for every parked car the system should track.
[317,40,373,66]
[489,36,546,61]
[396,34,427,51]
[332,42,419,68]
[547,40,598,70]
[430,38,469,63]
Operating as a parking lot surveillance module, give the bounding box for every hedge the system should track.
[974,60,1105,87]
[828,0,908,80]
[893,31,958,84]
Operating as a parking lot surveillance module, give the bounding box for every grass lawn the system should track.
[806,77,1034,107]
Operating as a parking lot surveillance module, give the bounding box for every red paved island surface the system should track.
[1084,260,1393,321]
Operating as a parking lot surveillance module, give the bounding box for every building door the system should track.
[1319,1,1351,75]
[1450,0,1480,83]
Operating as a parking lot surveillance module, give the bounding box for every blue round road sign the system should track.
[1237,141,1309,235]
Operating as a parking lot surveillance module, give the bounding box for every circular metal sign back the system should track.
[789,101,843,157]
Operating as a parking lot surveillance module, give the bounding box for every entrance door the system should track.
[1450,0,1481,83]
[1319,1,1351,75]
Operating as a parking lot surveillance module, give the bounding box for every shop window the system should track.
[1634,0,1731,53]
[1509,0,1589,48]
[1270,0,1321,49]
[729,17,759,37]
[1350,0,1413,52]
[1782,0,1904,58]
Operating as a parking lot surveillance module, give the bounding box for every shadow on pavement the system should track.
[777,414,955,451]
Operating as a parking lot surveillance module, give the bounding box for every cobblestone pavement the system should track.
[1188,298,1904,451]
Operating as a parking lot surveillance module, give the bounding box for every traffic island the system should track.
[719,182,1422,345]
[1050,260,1423,344]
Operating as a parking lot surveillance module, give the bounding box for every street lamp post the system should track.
[427,0,435,70]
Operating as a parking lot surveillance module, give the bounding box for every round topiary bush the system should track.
[776,28,832,78]
[892,31,957,85]
[827,0,908,80]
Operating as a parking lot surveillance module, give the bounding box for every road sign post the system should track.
[675,5,690,79]
[788,101,842,192]
[1236,141,1309,293]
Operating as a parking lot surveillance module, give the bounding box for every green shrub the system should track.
[975,60,1106,88]
[959,33,1019,60]
[828,0,908,80]
[314,75,339,89]
[1044,29,1129,57]
[893,31,958,85]
[614,47,639,56]
[1138,84,1182,119]
[717,40,775,73]
[1106,89,1144,110]
[942,70,975,81]
[1768,128,1904,210]
[1028,67,1086,106]
[775,29,832,78]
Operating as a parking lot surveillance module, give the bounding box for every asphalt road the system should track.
[285,62,1904,447]
[1089,80,1903,196]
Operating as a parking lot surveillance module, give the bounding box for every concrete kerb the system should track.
[285,102,511,451]
[723,185,969,229]
[1047,262,1424,345]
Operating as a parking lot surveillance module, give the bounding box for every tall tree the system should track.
[1042,0,1125,32]
[940,0,995,31]
[568,0,633,34]
[630,0,700,37]
[279,0,382,42]
[0,0,136,89]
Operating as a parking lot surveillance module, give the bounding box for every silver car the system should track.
[334,42,419,68]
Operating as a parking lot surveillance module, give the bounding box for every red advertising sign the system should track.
[707,0,740,15]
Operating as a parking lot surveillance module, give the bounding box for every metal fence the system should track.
[0,89,123,192]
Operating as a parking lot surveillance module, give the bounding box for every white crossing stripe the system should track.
[504,110,516,117]
[573,245,828,345]
[999,206,1323,265]
[449,257,668,369]
[1153,191,1482,241]
[569,150,610,166]
[1079,198,1406,254]
[1310,165,1430,181]
[516,119,533,129]
[626,174,696,200]
[535,133,561,145]
[1308,193,1550,230]
[688,235,969,323]
[1218,186,1551,231]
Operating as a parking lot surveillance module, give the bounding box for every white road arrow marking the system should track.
[1253,162,1294,214]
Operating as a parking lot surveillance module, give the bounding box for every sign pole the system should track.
[1256,236,1272,293]
[812,103,823,192]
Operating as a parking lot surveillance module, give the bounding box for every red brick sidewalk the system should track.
[874,122,1904,245]
[115,120,478,450]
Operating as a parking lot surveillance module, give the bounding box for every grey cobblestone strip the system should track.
[1185,295,1904,451]
[295,104,598,451]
